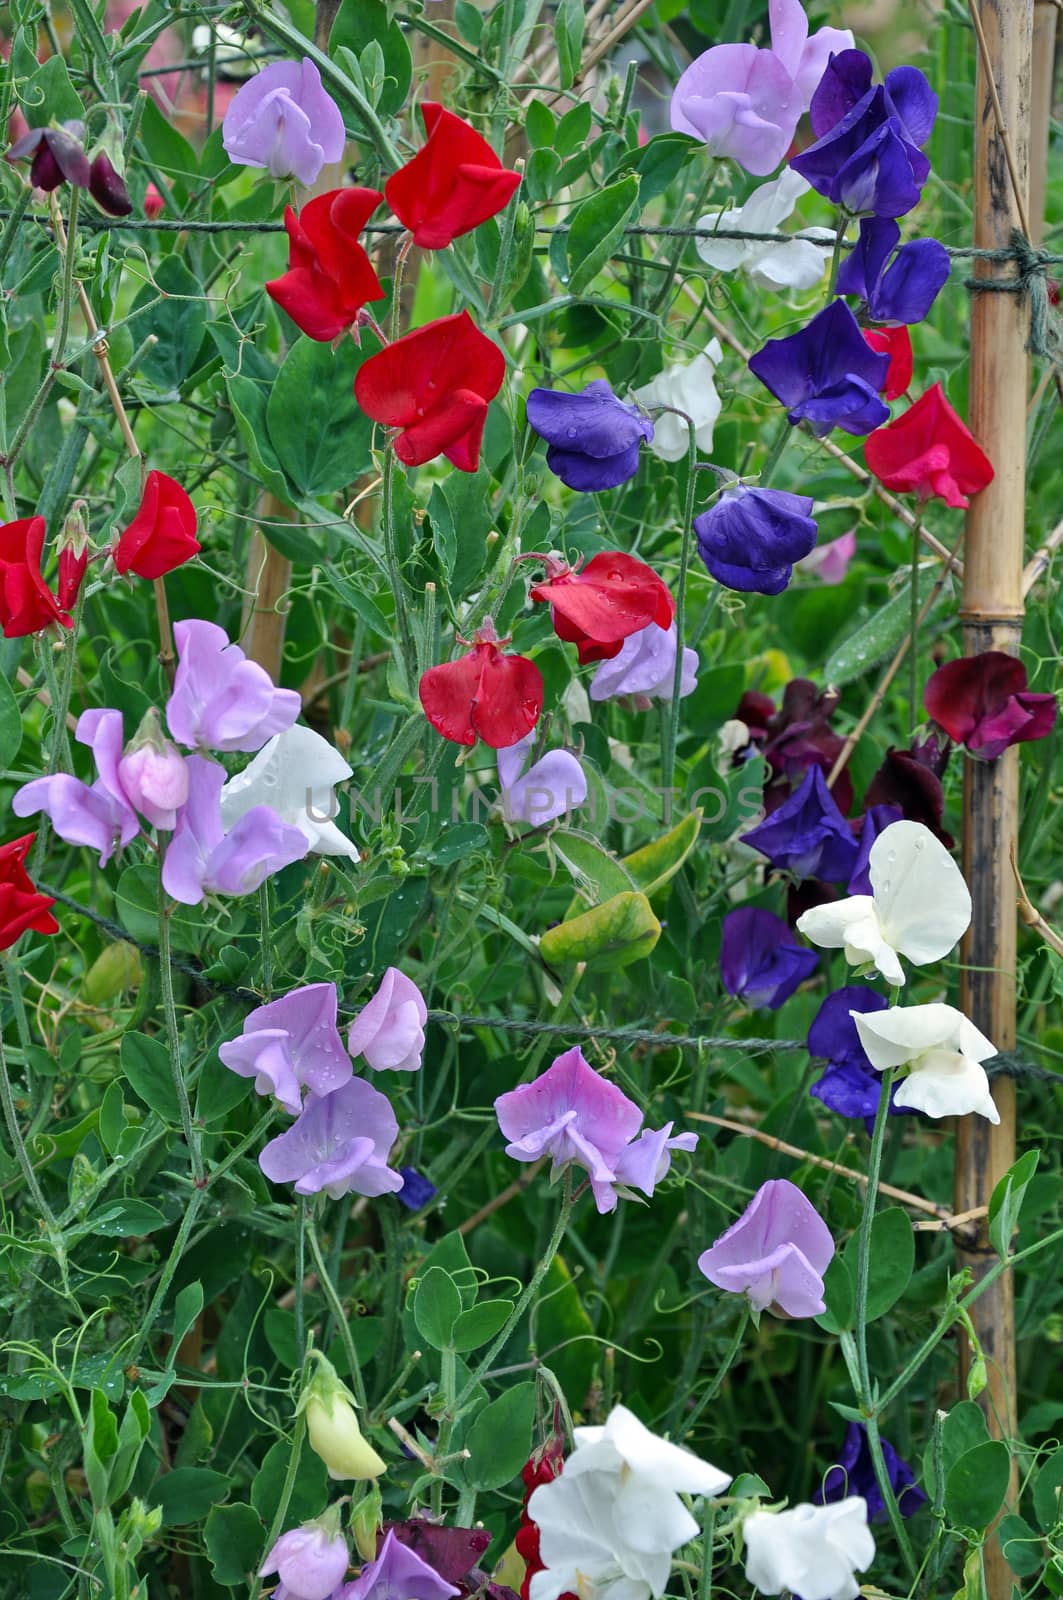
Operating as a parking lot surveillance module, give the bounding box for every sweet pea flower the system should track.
[55,504,90,612]
[348,967,428,1073]
[526,381,654,491]
[419,619,543,749]
[259,1515,350,1600]
[852,1002,1000,1122]
[720,906,820,1010]
[219,982,352,1114]
[589,623,698,706]
[354,311,505,472]
[385,103,521,250]
[741,766,859,883]
[334,1528,461,1600]
[790,48,937,218]
[14,709,140,865]
[396,1167,437,1211]
[696,170,833,290]
[795,818,971,986]
[497,733,587,826]
[302,1353,387,1480]
[864,736,953,846]
[0,516,72,637]
[0,834,59,950]
[116,708,189,830]
[863,323,913,401]
[837,216,950,324]
[631,342,723,460]
[735,679,852,814]
[259,1076,405,1198]
[864,383,994,508]
[925,651,1057,759]
[220,724,358,858]
[743,1498,875,1600]
[807,985,897,1124]
[796,528,857,585]
[222,58,345,185]
[748,300,890,437]
[670,0,853,176]
[166,619,301,753]
[697,1177,834,1318]
[266,188,385,342]
[87,150,132,217]
[162,755,309,905]
[529,552,674,666]
[6,121,92,192]
[695,484,818,595]
[816,1423,926,1522]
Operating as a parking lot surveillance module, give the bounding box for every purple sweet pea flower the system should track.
[588,622,698,704]
[497,733,587,825]
[847,803,903,895]
[166,619,301,754]
[334,1527,461,1600]
[815,1423,927,1522]
[259,1076,404,1199]
[790,49,937,218]
[694,485,818,595]
[807,984,898,1125]
[259,1519,350,1600]
[347,967,428,1072]
[613,1121,697,1196]
[741,766,859,883]
[396,1167,437,1211]
[6,121,91,191]
[525,381,654,491]
[218,982,352,1115]
[836,217,950,324]
[13,708,140,865]
[162,754,308,905]
[697,1177,834,1318]
[720,906,820,1010]
[222,57,346,186]
[748,300,890,437]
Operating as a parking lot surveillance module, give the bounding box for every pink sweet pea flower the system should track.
[796,528,857,585]
[13,708,140,865]
[166,619,301,753]
[222,57,345,185]
[116,707,188,830]
[697,1178,834,1318]
[162,755,308,905]
[219,982,353,1114]
[348,967,428,1072]
[258,1077,405,1200]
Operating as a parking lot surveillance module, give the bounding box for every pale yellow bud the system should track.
[305,1393,386,1481]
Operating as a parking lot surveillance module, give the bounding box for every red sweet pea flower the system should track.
[863,325,912,402]
[385,102,521,250]
[516,1435,577,1600]
[112,470,200,580]
[0,517,72,637]
[266,187,385,343]
[529,551,675,665]
[0,833,59,950]
[864,382,994,509]
[925,651,1058,760]
[419,620,543,749]
[354,312,505,473]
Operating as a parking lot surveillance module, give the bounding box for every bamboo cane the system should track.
[956,6,1032,1593]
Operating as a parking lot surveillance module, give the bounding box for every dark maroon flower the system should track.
[6,122,91,192]
[734,679,853,815]
[864,744,953,846]
[88,151,132,216]
[925,651,1057,760]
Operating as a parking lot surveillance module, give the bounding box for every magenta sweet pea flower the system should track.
[924,651,1058,760]
[13,708,141,865]
[258,1077,405,1199]
[334,1528,461,1600]
[219,982,353,1114]
[588,622,698,705]
[166,619,301,754]
[222,57,346,186]
[497,734,587,825]
[259,1517,350,1600]
[697,1178,834,1318]
[162,755,308,905]
[348,967,428,1073]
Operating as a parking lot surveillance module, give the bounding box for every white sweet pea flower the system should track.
[743,1498,875,1600]
[852,1002,1000,1123]
[220,724,359,858]
[696,169,834,291]
[631,342,723,460]
[795,820,971,986]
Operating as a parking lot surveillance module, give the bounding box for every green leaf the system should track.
[120,1031,179,1123]
[450,1301,514,1354]
[824,571,940,687]
[26,53,84,126]
[567,176,640,296]
[816,1252,855,1335]
[554,830,637,908]
[945,1440,1011,1531]
[251,1440,327,1525]
[267,337,375,496]
[998,1512,1044,1577]
[129,255,208,392]
[172,1282,204,1349]
[139,96,199,196]
[1034,1446,1063,1532]
[555,102,593,159]
[152,1467,232,1526]
[622,811,703,897]
[424,823,490,867]
[526,99,556,149]
[555,0,585,90]
[842,1207,914,1322]
[414,1267,463,1350]
[0,673,22,769]
[926,1400,991,1500]
[988,1149,1040,1259]
[114,862,204,954]
[609,132,699,202]
[84,1389,118,1506]
[540,890,660,972]
[464,1382,536,1490]
[88,1199,167,1238]
[204,1502,267,1586]
[331,0,412,115]
[196,1055,252,1126]
[225,373,294,509]
[97,1080,127,1157]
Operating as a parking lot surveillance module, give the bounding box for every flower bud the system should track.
[143,182,164,220]
[56,500,90,613]
[89,151,132,217]
[350,1480,383,1562]
[118,708,189,831]
[300,1353,386,1481]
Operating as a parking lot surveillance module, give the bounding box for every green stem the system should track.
[374,1195,405,1404]
[259,882,274,999]
[125,1187,206,1368]
[826,211,849,298]
[156,861,204,1186]
[661,411,698,800]
[5,190,80,470]
[307,1208,368,1411]
[699,1500,715,1600]
[678,1307,750,1437]
[295,1197,307,1363]
[909,522,921,736]
[249,1411,308,1600]
[0,1003,71,1296]
[381,451,416,685]
[758,416,792,486]
[0,188,29,276]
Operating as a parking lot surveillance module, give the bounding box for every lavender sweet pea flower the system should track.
[741,766,859,883]
[589,622,698,704]
[790,49,937,218]
[348,967,428,1072]
[807,985,896,1125]
[162,754,308,905]
[13,708,140,865]
[222,57,346,185]
[836,217,950,325]
[847,803,903,895]
[526,381,654,491]
[815,1423,927,1523]
[695,485,818,595]
[259,1077,404,1199]
[498,733,587,825]
[697,1177,834,1318]
[720,907,820,1010]
[219,982,352,1114]
[166,619,301,753]
[334,1528,460,1600]
[748,300,890,437]
[259,1519,350,1600]
[612,1122,698,1198]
